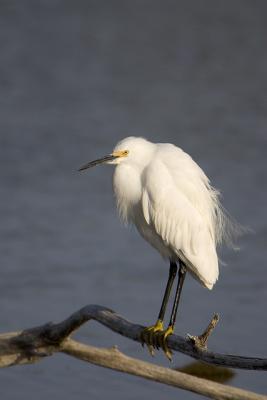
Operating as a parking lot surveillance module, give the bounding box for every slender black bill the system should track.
[78,154,117,171]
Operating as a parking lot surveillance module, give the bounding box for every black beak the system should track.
[78,154,117,171]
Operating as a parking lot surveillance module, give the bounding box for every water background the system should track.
[0,1,267,399]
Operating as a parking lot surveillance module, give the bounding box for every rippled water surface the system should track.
[0,2,267,399]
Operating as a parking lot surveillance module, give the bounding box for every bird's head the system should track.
[79,136,154,171]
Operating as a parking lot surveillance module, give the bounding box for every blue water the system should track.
[0,1,266,399]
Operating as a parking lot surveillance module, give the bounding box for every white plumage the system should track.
[112,137,228,290]
[79,135,238,358]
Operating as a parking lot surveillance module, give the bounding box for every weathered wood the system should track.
[187,313,220,349]
[63,339,267,400]
[48,304,267,370]
[0,305,266,370]
[0,305,266,400]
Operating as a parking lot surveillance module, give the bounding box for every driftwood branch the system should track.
[0,305,266,400]
[63,339,266,400]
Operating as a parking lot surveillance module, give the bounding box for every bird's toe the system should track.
[154,325,174,361]
[140,321,174,360]
[140,320,164,354]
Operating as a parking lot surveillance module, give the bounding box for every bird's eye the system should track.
[123,150,129,156]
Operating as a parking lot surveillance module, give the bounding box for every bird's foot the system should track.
[140,319,164,356]
[153,325,174,361]
[140,322,174,361]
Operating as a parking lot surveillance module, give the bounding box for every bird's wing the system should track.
[142,158,218,289]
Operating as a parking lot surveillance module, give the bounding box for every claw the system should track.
[140,319,164,355]
[154,325,174,361]
[140,321,174,360]
[147,344,155,357]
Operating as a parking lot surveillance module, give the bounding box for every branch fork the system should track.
[0,305,266,400]
[187,313,220,350]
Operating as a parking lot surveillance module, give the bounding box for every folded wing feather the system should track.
[142,158,218,289]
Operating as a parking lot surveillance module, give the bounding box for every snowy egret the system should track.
[79,137,235,359]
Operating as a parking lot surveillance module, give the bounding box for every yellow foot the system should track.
[154,325,174,361]
[140,319,164,356]
[140,321,174,360]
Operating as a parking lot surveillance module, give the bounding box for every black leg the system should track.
[140,260,185,361]
[157,261,177,322]
[168,260,187,328]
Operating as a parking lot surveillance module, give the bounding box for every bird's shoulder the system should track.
[156,143,194,164]
[141,143,210,230]
[155,143,205,178]
[142,143,205,197]
[141,155,202,225]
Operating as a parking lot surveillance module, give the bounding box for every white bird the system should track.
[79,136,235,359]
